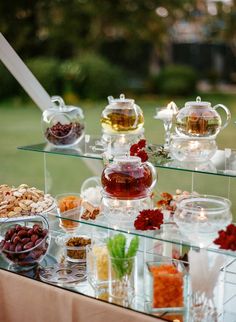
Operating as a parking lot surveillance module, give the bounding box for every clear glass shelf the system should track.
[0,219,235,322]
[50,211,236,259]
[18,138,236,178]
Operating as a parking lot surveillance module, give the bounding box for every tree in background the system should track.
[0,1,192,70]
[0,0,235,98]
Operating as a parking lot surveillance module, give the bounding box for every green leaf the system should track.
[106,234,139,279]
[125,236,139,258]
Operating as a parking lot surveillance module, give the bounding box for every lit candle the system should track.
[126,200,132,208]
[189,140,200,151]
[113,199,120,207]
[199,208,207,221]
[113,135,129,154]
[119,135,126,144]
[167,101,178,114]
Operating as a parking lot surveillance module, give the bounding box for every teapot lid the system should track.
[107,94,134,104]
[185,96,211,108]
[113,155,141,164]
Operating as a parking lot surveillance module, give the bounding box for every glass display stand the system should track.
[1,141,235,321]
[18,140,236,178]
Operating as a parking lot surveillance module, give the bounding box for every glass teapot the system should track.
[101,155,157,199]
[101,94,144,134]
[175,96,231,138]
[42,96,85,147]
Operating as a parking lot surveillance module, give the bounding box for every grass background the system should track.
[0,93,236,220]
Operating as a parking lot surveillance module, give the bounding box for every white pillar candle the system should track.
[155,109,173,121]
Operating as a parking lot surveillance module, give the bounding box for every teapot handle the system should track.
[146,161,157,192]
[213,104,231,130]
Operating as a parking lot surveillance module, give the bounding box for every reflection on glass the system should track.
[166,160,217,173]
[17,143,236,178]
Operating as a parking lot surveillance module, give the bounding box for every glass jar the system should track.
[101,156,157,199]
[42,96,85,147]
[146,258,188,314]
[175,96,231,138]
[108,255,136,307]
[87,243,109,290]
[101,94,144,134]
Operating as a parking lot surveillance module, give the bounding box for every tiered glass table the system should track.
[0,140,235,321]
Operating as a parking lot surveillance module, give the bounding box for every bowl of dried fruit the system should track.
[64,235,91,263]
[0,215,50,268]
[56,193,83,233]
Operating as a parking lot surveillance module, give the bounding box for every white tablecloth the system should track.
[0,269,164,322]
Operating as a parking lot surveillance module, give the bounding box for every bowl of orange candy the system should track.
[56,194,82,232]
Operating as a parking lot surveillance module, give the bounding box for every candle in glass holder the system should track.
[155,108,174,121]
[199,208,207,222]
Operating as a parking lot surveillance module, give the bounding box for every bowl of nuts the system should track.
[0,184,56,220]
[0,215,50,268]
[64,235,91,263]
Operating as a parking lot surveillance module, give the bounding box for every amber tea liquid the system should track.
[101,164,153,199]
[101,109,144,133]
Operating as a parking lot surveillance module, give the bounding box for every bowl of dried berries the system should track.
[42,96,85,148]
[0,215,50,268]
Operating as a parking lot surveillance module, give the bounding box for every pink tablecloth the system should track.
[0,269,163,322]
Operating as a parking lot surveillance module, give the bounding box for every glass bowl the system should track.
[56,193,82,233]
[0,216,50,268]
[174,194,232,246]
[170,135,217,162]
[42,96,85,148]
[64,235,91,263]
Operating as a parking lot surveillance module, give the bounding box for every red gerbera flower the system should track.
[137,150,148,162]
[130,139,148,162]
[137,139,146,149]
[130,143,139,155]
[134,209,164,230]
[214,224,236,251]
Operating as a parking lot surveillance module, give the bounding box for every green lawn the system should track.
[0,94,236,219]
